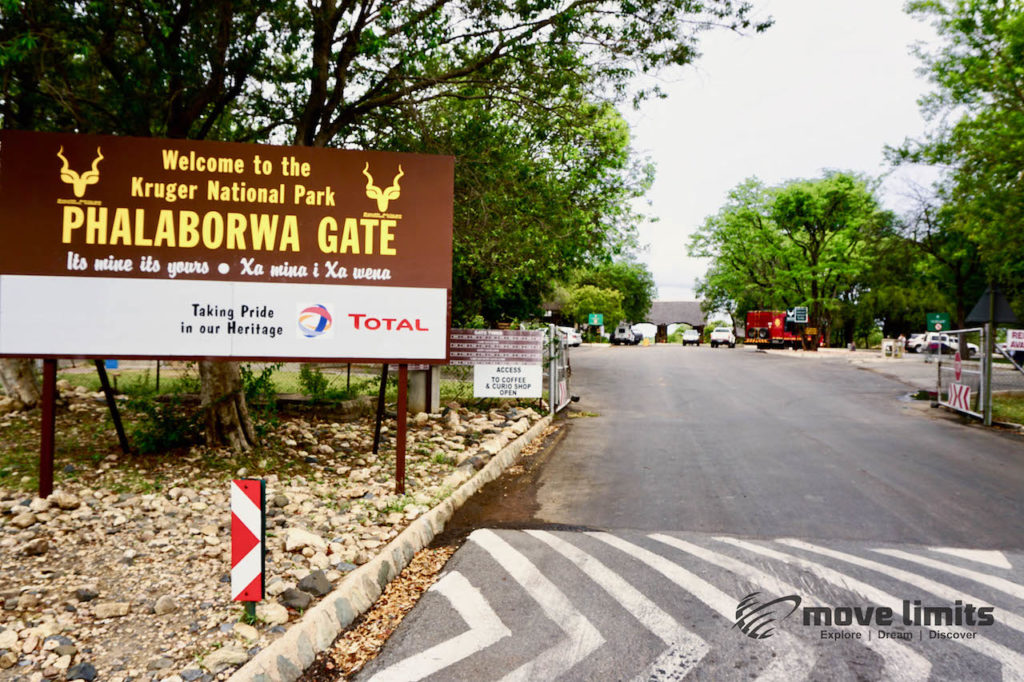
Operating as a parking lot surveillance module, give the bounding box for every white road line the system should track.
[873,548,1024,601]
[651,534,931,681]
[588,532,816,682]
[931,547,1013,570]
[717,537,1024,682]
[470,529,604,682]
[777,539,1024,634]
[524,530,709,682]
[366,572,511,682]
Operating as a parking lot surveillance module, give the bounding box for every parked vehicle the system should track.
[611,323,641,345]
[709,327,736,348]
[744,310,802,348]
[919,332,978,358]
[682,329,701,346]
[557,326,582,347]
[905,333,926,353]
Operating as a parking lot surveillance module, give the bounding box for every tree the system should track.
[892,0,1024,301]
[689,173,895,347]
[573,260,657,323]
[562,285,624,329]
[1,0,283,447]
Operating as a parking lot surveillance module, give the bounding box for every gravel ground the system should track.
[0,386,545,682]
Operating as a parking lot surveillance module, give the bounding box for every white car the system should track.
[682,329,701,346]
[557,326,582,347]
[709,327,736,348]
[916,332,978,358]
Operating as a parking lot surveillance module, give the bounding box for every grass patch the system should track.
[993,393,1024,426]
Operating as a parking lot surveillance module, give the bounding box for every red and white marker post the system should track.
[231,479,265,619]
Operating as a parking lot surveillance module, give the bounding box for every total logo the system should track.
[298,304,333,338]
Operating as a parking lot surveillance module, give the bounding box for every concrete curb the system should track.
[229,414,554,682]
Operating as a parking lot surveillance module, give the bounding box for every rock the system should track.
[480,439,503,455]
[0,651,17,669]
[148,656,174,670]
[256,602,288,626]
[412,412,430,426]
[153,595,178,615]
[265,580,292,598]
[17,592,40,610]
[53,654,72,671]
[297,570,331,597]
[22,538,48,556]
[278,588,312,611]
[510,417,530,435]
[308,551,330,570]
[49,489,79,509]
[10,512,36,529]
[74,587,98,603]
[28,497,51,513]
[284,528,326,552]
[179,668,204,682]
[0,628,17,649]
[67,662,98,680]
[232,623,258,642]
[93,602,130,619]
[201,645,248,673]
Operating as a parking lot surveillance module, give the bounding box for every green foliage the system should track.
[893,0,1024,308]
[689,173,896,345]
[298,364,329,403]
[572,260,657,323]
[125,395,203,455]
[562,285,625,329]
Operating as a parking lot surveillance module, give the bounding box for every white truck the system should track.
[710,327,736,348]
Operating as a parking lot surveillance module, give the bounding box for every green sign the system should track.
[927,313,951,332]
[588,313,603,326]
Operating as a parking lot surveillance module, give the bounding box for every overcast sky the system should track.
[625,0,941,303]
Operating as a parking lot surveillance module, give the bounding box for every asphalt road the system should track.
[349,344,1024,682]
[533,344,1024,548]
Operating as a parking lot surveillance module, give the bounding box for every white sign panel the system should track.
[473,364,543,398]
[1007,329,1024,352]
[0,274,446,361]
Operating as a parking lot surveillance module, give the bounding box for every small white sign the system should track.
[473,364,542,398]
[1007,329,1024,351]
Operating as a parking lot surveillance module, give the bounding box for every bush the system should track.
[126,395,203,454]
[298,364,330,402]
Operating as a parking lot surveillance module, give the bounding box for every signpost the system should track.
[231,479,266,618]
[448,329,545,399]
[926,313,951,332]
[0,130,454,497]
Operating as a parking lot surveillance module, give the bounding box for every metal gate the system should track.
[936,327,986,419]
[546,324,572,414]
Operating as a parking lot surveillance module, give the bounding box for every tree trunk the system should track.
[199,360,255,452]
[0,358,41,408]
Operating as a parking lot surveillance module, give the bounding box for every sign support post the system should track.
[396,364,408,495]
[94,359,132,455]
[38,359,57,499]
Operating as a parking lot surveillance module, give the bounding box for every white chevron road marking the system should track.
[588,532,816,682]
[931,547,1013,570]
[470,529,604,682]
[650,534,931,682]
[778,539,1024,635]
[720,537,1024,682]
[366,571,510,682]
[873,547,1024,601]
[524,530,709,681]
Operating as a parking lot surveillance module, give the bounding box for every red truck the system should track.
[744,310,805,349]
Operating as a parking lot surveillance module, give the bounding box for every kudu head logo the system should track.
[57,146,104,197]
[362,163,404,212]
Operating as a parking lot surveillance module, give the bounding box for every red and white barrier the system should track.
[231,479,265,601]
